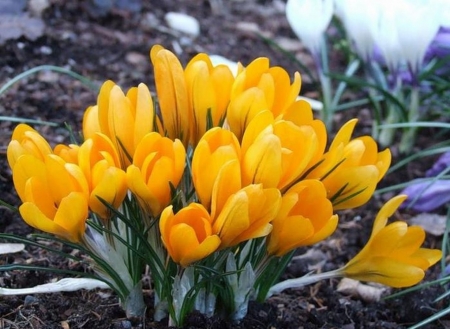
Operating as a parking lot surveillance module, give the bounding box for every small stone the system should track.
[165,12,200,38]
[24,295,38,306]
[120,320,132,329]
[39,46,52,55]
[125,51,147,68]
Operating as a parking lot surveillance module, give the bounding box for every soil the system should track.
[0,1,449,328]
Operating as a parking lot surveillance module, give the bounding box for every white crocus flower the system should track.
[334,0,380,62]
[394,0,441,76]
[286,0,334,58]
[370,0,403,74]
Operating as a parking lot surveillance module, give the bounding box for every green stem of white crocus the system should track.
[378,76,404,148]
[266,268,343,299]
[317,37,333,129]
[398,85,420,154]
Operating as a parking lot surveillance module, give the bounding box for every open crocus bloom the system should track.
[342,195,442,287]
[126,132,186,217]
[160,204,221,267]
[267,179,338,256]
[83,81,154,167]
[13,154,89,243]
[7,124,53,168]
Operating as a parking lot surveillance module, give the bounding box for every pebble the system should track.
[165,12,200,38]
[24,295,38,306]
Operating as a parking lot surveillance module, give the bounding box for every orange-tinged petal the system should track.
[213,190,249,247]
[54,144,79,164]
[345,257,425,288]
[131,83,154,150]
[240,110,274,155]
[192,128,241,209]
[108,85,135,161]
[301,214,338,246]
[233,187,279,244]
[376,149,391,182]
[150,45,189,145]
[160,203,220,267]
[12,154,47,202]
[227,87,269,141]
[90,166,127,218]
[53,192,88,241]
[372,195,407,238]
[7,124,52,168]
[82,105,101,140]
[267,180,337,255]
[23,176,56,219]
[411,248,442,268]
[210,159,241,219]
[19,191,88,243]
[270,69,301,117]
[329,119,358,150]
[178,235,221,267]
[274,121,318,189]
[325,165,379,210]
[213,185,280,248]
[127,165,160,215]
[267,215,314,256]
[242,127,282,187]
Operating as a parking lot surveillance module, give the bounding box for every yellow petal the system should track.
[267,215,314,256]
[90,167,127,218]
[372,195,407,238]
[12,154,47,202]
[210,159,241,219]
[345,257,425,288]
[82,105,101,140]
[242,128,282,187]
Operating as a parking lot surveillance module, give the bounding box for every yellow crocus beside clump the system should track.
[342,195,442,287]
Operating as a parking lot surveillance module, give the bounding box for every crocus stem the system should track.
[266,268,342,299]
[378,104,400,147]
[398,85,420,154]
[378,75,403,147]
[314,36,333,129]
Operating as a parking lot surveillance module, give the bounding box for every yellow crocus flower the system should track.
[267,180,338,256]
[7,124,52,169]
[306,119,391,209]
[226,57,301,141]
[78,133,127,219]
[160,203,221,267]
[13,154,89,242]
[126,132,186,217]
[280,99,327,166]
[212,184,281,248]
[341,195,442,288]
[227,87,270,141]
[241,111,319,190]
[192,128,241,212]
[150,45,190,146]
[185,53,234,145]
[82,81,154,167]
[231,57,301,118]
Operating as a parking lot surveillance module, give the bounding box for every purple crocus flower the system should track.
[401,151,450,212]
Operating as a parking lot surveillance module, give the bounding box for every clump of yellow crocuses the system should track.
[5,45,441,326]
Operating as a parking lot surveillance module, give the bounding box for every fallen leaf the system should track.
[337,278,387,303]
[0,243,25,255]
[410,213,447,236]
[0,13,45,45]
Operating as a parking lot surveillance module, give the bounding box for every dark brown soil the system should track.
[0,1,448,328]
